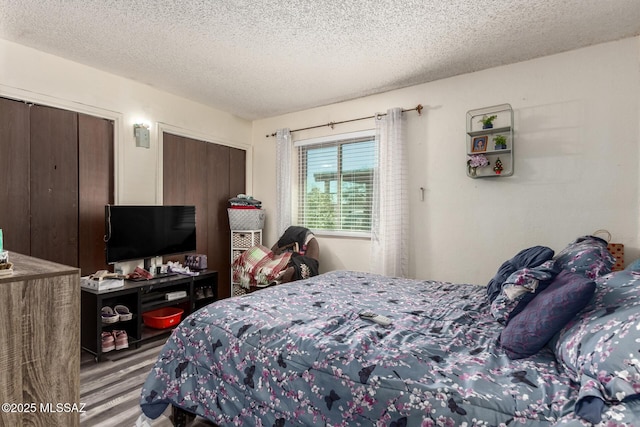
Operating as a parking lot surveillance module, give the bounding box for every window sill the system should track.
[310,229,371,239]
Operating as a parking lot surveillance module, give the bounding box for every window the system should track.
[296,130,376,235]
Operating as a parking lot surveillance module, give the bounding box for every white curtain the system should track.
[276,128,292,237]
[370,108,408,277]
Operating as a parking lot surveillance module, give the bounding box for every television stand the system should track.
[81,270,218,362]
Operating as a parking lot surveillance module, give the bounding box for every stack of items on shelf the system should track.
[228,194,265,230]
[81,269,125,290]
[166,260,200,276]
[228,193,262,209]
[0,229,12,277]
[185,254,208,271]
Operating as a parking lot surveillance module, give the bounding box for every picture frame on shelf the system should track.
[471,135,488,153]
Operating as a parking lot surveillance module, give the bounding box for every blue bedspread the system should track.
[139,270,637,426]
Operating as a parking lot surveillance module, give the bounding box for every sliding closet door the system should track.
[0,98,30,255]
[0,98,113,273]
[163,133,186,205]
[163,132,246,299]
[78,113,114,275]
[206,143,231,295]
[185,138,209,255]
[29,105,79,267]
[229,148,246,206]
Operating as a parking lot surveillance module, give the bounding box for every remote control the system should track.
[359,311,392,326]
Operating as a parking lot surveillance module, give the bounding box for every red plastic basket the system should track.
[142,307,184,329]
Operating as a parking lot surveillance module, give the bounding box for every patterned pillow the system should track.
[486,246,554,303]
[499,270,596,360]
[490,260,559,324]
[553,269,640,408]
[554,235,615,279]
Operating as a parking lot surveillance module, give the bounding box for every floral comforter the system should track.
[140,270,638,426]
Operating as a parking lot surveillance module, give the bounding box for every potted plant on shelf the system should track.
[493,135,507,150]
[467,154,490,177]
[493,157,504,175]
[479,114,497,129]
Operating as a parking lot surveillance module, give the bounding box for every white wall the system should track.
[0,39,253,205]
[3,37,638,285]
[252,37,640,284]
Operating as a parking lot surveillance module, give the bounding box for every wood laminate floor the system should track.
[80,339,216,427]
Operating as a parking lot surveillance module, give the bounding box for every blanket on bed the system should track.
[139,269,638,426]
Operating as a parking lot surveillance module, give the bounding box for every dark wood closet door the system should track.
[0,98,30,255]
[184,138,208,255]
[207,143,231,297]
[163,133,186,205]
[29,105,79,267]
[78,113,114,275]
[163,132,246,299]
[229,148,246,203]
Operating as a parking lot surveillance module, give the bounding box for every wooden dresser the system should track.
[0,252,80,427]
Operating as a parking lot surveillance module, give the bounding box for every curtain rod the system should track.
[265,104,423,138]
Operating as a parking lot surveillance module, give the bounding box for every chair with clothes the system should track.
[231,226,319,291]
[271,226,320,284]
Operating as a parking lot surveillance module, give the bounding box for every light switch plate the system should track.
[134,125,150,148]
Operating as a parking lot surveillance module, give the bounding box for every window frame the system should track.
[294,130,376,238]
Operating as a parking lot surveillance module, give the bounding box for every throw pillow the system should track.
[499,270,596,360]
[553,269,640,405]
[554,235,615,279]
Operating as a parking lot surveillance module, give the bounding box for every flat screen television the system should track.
[105,205,196,266]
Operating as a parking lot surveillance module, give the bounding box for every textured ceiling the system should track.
[1,0,640,120]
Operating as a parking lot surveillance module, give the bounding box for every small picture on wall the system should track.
[471,135,488,153]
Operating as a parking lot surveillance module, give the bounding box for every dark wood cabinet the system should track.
[163,133,246,299]
[0,97,113,276]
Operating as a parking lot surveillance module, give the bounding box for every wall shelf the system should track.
[467,126,511,137]
[466,104,514,178]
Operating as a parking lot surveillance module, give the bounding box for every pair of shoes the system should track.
[101,306,119,324]
[101,305,133,324]
[195,287,205,300]
[114,305,133,321]
[102,330,129,353]
[101,331,115,353]
[204,286,214,298]
[113,330,129,350]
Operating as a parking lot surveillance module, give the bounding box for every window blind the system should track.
[296,130,376,234]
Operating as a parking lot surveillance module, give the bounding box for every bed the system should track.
[140,236,640,426]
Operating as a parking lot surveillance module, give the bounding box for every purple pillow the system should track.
[499,270,596,360]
